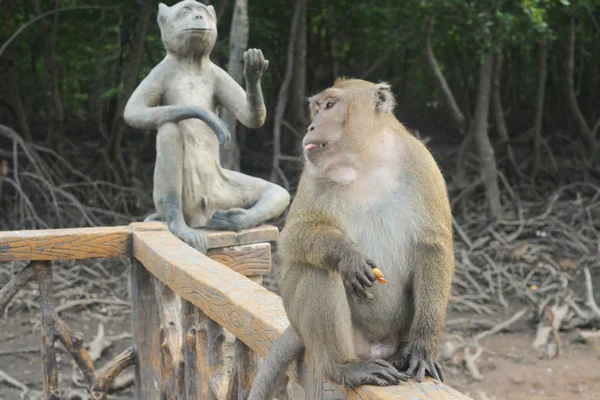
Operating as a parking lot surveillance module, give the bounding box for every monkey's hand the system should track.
[209,208,257,231]
[169,224,209,254]
[243,48,269,87]
[339,253,377,300]
[390,344,444,383]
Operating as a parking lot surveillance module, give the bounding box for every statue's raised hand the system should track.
[243,48,269,87]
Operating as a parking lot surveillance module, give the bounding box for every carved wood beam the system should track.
[133,229,472,399]
[0,221,278,262]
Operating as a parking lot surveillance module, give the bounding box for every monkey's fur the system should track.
[124,0,290,253]
[249,79,455,398]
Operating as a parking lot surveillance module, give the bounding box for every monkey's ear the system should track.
[307,94,319,118]
[207,5,217,20]
[374,82,396,113]
[334,77,348,86]
[157,3,170,27]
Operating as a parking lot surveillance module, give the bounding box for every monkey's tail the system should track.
[248,326,304,400]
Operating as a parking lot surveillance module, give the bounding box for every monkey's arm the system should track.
[402,233,454,382]
[280,216,354,269]
[215,51,267,129]
[123,63,230,145]
[280,214,377,299]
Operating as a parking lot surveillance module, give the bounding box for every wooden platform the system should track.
[0,222,472,399]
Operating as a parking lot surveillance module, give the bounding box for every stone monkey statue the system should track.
[124,0,290,253]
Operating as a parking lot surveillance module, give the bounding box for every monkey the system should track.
[248,78,455,399]
[124,0,290,253]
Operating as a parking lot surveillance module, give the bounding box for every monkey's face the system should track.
[304,89,348,167]
[158,1,218,57]
[303,79,398,180]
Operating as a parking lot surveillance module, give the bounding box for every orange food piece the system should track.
[372,267,387,284]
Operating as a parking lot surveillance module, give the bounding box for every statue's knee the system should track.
[269,183,291,206]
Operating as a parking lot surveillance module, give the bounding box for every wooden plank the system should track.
[0,226,131,261]
[0,222,278,262]
[226,338,257,400]
[207,243,272,276]
[207,318,227,400]
[35,261,61,400]
[203,225,279,249]
[130,258,162,400]
[305,357,323,400]
[183,300,207,399]
[133,230,472,400]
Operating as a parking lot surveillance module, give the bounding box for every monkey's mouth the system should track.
[184,28,212,32]
[304,141,328,152]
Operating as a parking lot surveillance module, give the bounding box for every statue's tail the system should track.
[143,212,160,222]
[124,105,231,146]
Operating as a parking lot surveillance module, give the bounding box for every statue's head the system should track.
[157,0,218,57]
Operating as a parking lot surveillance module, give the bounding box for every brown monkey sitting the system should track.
[124,0,290,253]
[249,79,455,398]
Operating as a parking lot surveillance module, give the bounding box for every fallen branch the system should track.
[0,262,36,314]
[474,308,527,341]
[0,369,29,399]
[583,267,600,319]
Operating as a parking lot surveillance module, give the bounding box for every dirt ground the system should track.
[441,329,600,400]
[1,305,599,400]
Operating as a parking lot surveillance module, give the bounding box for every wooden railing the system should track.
[0,222,472,399]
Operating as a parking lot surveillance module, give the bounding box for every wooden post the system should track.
[305,356,323,400]
[183,299,208,399]
[130,258,162,399]
[153,278,185,399]
[35,260,61,400]
[207,318,227,400]
[227,338,258,399]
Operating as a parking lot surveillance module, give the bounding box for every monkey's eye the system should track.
[325,100,335,110]
[182,7,190,13]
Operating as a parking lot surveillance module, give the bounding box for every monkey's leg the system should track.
[248,326,304,400]
[209,171,290,231]
[290,274,407,388]
[389,242,451,383]
[154,123,209,253]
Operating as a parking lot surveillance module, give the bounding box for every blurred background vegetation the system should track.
[2,0,599,230]
[2,2,600,398]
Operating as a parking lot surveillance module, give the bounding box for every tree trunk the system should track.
[563,16,594,150]
[290,0,309,128]
[4,0,31,141]
[34,0,63,145]
[220,0,249,172]
[327,0,340,80]
[425,18,466,135]
[533,41,548,171]
[473,53,501,219]
[491,51,517,174]
[270,0,303,186]
[109,0,152,183]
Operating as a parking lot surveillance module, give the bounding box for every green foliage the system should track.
[0,0,598,154]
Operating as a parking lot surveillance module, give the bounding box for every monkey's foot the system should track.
[337,359,408,387]
[209,208,257,231]
[169,224,209,254]
[389,345,444,383]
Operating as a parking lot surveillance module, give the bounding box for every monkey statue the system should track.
[124,0,290,253]
[248,79,455,399]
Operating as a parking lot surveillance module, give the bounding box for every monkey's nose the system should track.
[308,125,315,132]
